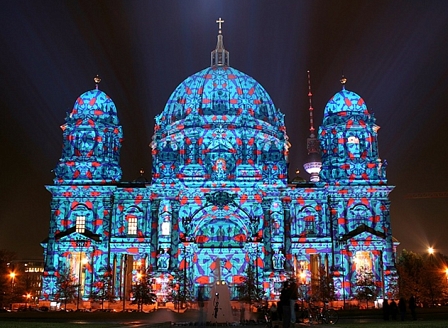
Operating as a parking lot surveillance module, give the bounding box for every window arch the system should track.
[346,134,360,159]
[127,216,138,235]
[123,206,144,237]
[71,204,92,233]
[296,205,319,235]
[160,212,171,236]
[347,204,372,231]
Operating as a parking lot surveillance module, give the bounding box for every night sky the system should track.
[1,1,448,259]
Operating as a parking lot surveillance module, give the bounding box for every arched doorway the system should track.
[185,205,254,299]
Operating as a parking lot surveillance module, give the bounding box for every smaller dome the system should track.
[70,89,119,124]
[324,88,368,117]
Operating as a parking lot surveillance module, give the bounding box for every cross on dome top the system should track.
[216,17,224,33]
[211,18,229,67]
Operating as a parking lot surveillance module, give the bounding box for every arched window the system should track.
[346,135,360,158]
[161,214,171,236]
[123,206,143,237]
[297,206,318,235]
[304,215,315,234]
[71,204,91,233]
[128,216,138,235]
[76,215,86,233]
[347,204,371,231]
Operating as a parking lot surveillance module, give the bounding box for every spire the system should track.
[306,71,319,153]
[211,17,229,67]
[307,70,315,138]
[303,71,322,182]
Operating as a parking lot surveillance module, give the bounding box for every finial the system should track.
[211,18,229,67]
[216,17,224,34]
[94,75,101,90]
[307,70,315,137]
[340,74,347,90]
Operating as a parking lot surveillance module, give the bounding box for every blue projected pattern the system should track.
[54,89,123,184]
[41,31,396,307]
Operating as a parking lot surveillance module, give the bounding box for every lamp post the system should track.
[9,272,16,294]
[428,246,435,268]
[427,247,439,306]
[122,254,128,312]
[298,269,307,322]
[444,267,448,289]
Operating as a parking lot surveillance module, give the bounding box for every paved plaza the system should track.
[2,307,448,327]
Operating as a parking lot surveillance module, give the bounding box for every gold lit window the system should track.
[76,216,86,233]
[128,216,138,235]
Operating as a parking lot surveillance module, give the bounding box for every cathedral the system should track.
[41,22,397,306]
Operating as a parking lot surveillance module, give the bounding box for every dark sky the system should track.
[1,1,448,259]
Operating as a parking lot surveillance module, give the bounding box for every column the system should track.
[170,201,180,270]
[261,200,272,271]
[46,199,60,271]
[150,200,160,271]
[283,199,292,272]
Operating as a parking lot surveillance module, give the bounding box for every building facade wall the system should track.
[41,66,396,304]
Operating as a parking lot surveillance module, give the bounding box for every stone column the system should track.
[329,197,342,272]
[170,201,180,270]
[283,198,292,272]
[383,201,395,266]
[103,195,113,271]
[46,199,60,271]
[114,253,123,299]
[261,200,272,271]
[150,200,160,271]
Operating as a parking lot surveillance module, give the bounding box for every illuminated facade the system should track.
[41,26,396,304]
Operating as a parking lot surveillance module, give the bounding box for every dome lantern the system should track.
[211,17,229,67]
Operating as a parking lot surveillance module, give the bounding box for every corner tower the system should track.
[41,77,122,302]
[318,78,386,184]
[54,76,123,184]
[318,77,396,301]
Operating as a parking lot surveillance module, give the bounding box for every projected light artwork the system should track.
[41,22,396,307]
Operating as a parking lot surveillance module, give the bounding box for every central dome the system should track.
[155,66,284,132]
[151,29,289,187]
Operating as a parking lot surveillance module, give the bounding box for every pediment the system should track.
[55,227,101,243]
[339,223,385,242]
